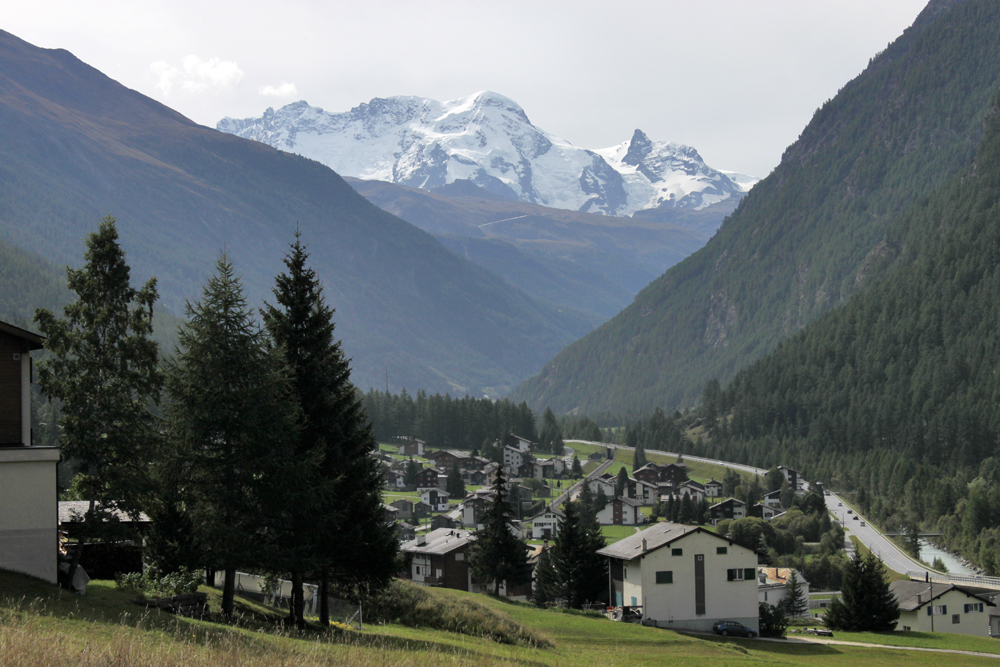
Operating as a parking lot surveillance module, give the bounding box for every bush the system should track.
[115,566,202,600]
[362,579,551,647]
[758,602,789,638]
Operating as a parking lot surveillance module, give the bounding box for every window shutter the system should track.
[927,606,933,616]
[942,605,947,614]
[727,569,735,581]
[744,568,755,581]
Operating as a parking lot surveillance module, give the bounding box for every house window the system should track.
[902,626,911,632]
[716,547,728,555]
[727,568,756,581]
[415,566,422,575]
[455,553,464,561]
[672,548,683,556]
[965,603,984,613]
[929,604,947,616]
[952,614,960,624]
[656,571,673,584]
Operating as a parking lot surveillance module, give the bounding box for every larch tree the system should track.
[34,216,161,587]
[263,233,399,626]
[165,254,299,619]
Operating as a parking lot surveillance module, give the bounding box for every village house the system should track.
[384,468,405,489]
[749,502,779,521]
[757,567,810,614]
[530,506,563,540]
[597,523,761,633]
[762,489,783,509]
[503,433,532,452]
[463,468,488,486]
[0,321,58,584]
[430,514,461,531]
[426,449,471,470]
[414,466,444,490]
[586,473,617,499]
[596,497,644,525]
[381,503,400,524]
[704,479,723,498]
[399,438,427,457]
[502,445,527,474]
[777,466,804,495]
[412,501,432,522]
[890,580,997,636]
[708,498,746,525]
[625,478,658,506]
[419,488,450,512]
[390,498,415,521]
[401,528,530,599]
[664,480,705,504]
[532,457,565,480]
[395,522,417,542]
[461,489,494,528]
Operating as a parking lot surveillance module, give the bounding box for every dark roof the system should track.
[0,320,45,350]
[890,580,996,612]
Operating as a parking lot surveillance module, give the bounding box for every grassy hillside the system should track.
[0,30,594,397]
[3,569,998,666]
[515,0,1000,413]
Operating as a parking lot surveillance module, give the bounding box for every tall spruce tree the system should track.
[447,461,466,498]
[633,442,648,470]
[825,551,899,631]
[538,407,564,455]
[550,500,608,608]
[781,570,808,617]
[468,466,531,595]
[263,233,399,626]
[532,544,558,606]
[165,254,298,618]
[34,216,161,586]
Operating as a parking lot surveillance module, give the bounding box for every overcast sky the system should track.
[7,1,928,177]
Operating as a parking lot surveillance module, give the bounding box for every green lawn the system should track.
[825,629,1000,655]
[600,525,638,544]
[2,569,995,667]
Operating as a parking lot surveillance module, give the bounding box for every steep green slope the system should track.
[516,0,1000,413]
[0,30,593,396]
[703,93,1000,571]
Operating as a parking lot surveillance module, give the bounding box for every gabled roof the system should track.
[613,497,643,508]
[758,567,806,587]
[714,497,745,509]
[889,580,996,612]
[0,320,45,350]
[681,480,705,491]
[704,478,723,487]
[597,523,703,560]
[530,505,564,521]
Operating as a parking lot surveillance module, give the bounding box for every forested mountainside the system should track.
[516,0,1000,413]
[348,177,710,322]
[701,93,1000,573]
[0,30,595,396]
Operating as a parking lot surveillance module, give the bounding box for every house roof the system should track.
[889,580,995,612]
[714,498,745,509]
[401,528,474,556]
[0,320,45,350]
[430,449,470,460]
[530,506,564,521]
[758,567,806,587]
[704,479,723,487]
[597,523,706,560]
[681,480,705,491]
[58,501,149,524]
[615,497,643,507]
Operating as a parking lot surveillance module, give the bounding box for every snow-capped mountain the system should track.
[217,91,755,216]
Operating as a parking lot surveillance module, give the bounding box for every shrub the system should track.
[758,602,789,638]
[115,566,202,600]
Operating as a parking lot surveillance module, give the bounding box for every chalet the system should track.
[890,580,995,636]
[427,449,471,470]
[671,480,705,503]
[384,468,405,489]
[401,528,530,599]
[704,479,723,498]
[749,502,779,521]
[777,466,804,495]
[382,503,400,524]
[758,568,810,614]
[597,523,760,633]
[414,466,444,490]
[413,501,432,521]
[626,478,658,506]
[596,497,644,525]
[390,499,415,521]
[588,451,604,461]
[463,469,488,486]
[400,439,427,457]
[419,488,450,512]
[431,514,461,531]
[633,464,661,487]
[533,457,565,480]
[587,473,617,499]
[762,489,783,509]
[462,456,491,472]
[395,522,417,542]
[0,321,58,584]
[461,490,494,528]
[503,446,525,471]
[662,462,689,485]
[708,498,746,525]
[503,434,532,453]
[530,506,563,540]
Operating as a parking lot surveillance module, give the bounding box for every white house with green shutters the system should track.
[597,522,760,633]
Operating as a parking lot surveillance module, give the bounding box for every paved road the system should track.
[548,457,614,510]
[826,492,930,578]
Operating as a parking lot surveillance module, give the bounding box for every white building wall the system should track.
[897,590,993,636]
[629,531,759,633]
[0,447,60,584]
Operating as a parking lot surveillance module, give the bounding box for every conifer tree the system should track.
[633,442,647,470]
[165,254,298,618]
[34,216,161,586]
[447,461,466,498]
[468,466,531,595]
[825,551,898,631]
[263,234,398,626]
[571,455,583,477]
[539,407,564,454]
[550,500,608,608]
[532,545,558,606]
[404,458,420,488]
[781,570,808,617]
[615,466,629,499]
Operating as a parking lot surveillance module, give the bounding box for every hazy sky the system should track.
[7,1,928,177]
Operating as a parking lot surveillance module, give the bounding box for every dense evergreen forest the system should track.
[698,94,1000,574]
[516,0,1000,414]
[362,389,537,451]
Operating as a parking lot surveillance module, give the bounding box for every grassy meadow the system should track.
[3,569,998,666]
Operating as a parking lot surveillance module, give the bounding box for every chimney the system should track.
[416,534,426,546]
[641,538,647,551]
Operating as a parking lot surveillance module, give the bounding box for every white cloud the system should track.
[146,55,243,96]
[259,82,298,97]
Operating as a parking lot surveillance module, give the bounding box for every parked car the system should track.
[712,620,756,638]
